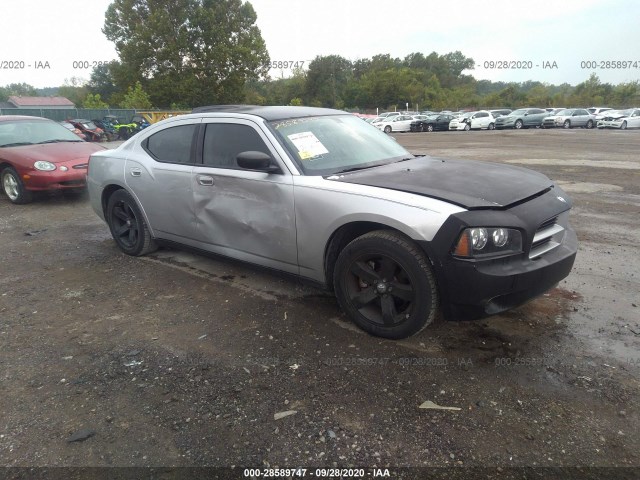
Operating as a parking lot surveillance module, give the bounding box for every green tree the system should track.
[119,81,153,109]
[104,0,269,107]
[569,74,612,106]
[610,81,639,107]
[87,62,119,104]
[58,77,89,107]
[305,55,353,108]
[83,93,109,109]
[0,83,38,101]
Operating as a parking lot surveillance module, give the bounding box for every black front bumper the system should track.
[418,186,578,320]
[435,227,577,319]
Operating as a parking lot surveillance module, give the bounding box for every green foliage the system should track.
[104,0,269,108]
[87,62,119,104]
[58,78,89,107]
[0,83,38,102]
[119,82,153,109]
[83,93,109,109]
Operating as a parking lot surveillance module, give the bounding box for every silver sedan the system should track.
[87,106,577,339]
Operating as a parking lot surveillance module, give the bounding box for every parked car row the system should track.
[58,115,151,142]
[370,107,639,133]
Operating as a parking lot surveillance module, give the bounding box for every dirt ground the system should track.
[1,129,639,479]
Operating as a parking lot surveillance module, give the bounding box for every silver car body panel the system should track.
[88,112,465,284]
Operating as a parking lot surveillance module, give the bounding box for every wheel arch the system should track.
[323,220,431,291]
[101,183,156,238]
[0,161,15,173]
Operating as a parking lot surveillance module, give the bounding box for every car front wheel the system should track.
[621,121,627,130]
[333,230,438,339]
[384,126,392,133]
[488,123,495,130]
[106,189,157,256]
[426,124,434,132]
[563,120,571,129]
[514,120,523,129]
[1,167,33,204]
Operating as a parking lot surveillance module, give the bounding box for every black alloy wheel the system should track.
[333,230,438,339]
[106,189,157,256]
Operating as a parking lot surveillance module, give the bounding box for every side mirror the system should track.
[236,151,281,173]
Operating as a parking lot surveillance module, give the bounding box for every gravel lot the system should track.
[1,129,638,479]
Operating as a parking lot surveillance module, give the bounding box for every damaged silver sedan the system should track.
[88,106,577,339]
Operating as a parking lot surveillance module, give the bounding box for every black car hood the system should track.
[329,157,553,209]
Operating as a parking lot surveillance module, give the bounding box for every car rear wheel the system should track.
[1,167,33,204]
[106,189,157,256]
[586,120,594,129]
[383,125,392,134]
[563,120,571,129]
[333,230,438,339]
[514,120,523,129]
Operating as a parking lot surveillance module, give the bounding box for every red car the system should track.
[0,116,105,204]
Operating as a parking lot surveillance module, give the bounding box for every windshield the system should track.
[510,109,527,116]
[0,119,83,147]
[556,109,573,116]
[78,120,98,130]
[269,114,411,176]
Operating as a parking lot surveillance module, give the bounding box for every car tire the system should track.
[384,126,392,134]
[514,120,523,129]
[586,120,594,129]
[563,120,571,129]
[1,167,33,204]
[417,124,423,132]
[426,124,434,132]
[621,121,627,130]
[488,123,495,130]
[333,230,438,339]
[464,124,471,131]
[106,189,157,256]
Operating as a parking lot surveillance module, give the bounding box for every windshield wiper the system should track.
[37,139,82,144]
[333,165,378,174]
[333,157,417,175]
[0,142,34,147]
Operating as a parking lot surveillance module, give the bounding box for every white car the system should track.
[588,107,613,115]
[377,112,401,119]
[597,109,640,129]
[449,111,497,131]
[375,115,427,133]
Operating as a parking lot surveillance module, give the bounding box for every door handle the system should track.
[130,168,142,177]
[197,175,214,186]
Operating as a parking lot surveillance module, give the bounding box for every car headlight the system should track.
[453,227,522,259]
[34,161,57,171]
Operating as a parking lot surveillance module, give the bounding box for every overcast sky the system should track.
[1,0,638,89]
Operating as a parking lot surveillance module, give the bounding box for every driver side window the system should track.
[202,123,271,169]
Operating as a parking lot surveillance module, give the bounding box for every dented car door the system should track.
[191,119,299,274]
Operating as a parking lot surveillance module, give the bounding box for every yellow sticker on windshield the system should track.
[288,131,328,160]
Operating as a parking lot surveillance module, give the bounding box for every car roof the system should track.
[0,115,50,122]
[191,105,347,121]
